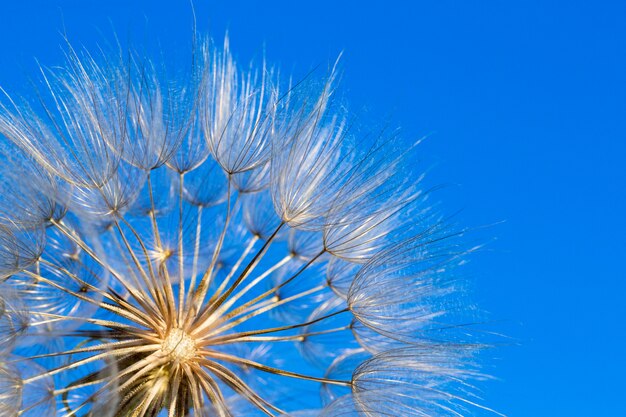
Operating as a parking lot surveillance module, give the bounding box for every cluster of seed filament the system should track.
[13,177,353,417]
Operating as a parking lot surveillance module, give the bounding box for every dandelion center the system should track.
[161,328,196,363]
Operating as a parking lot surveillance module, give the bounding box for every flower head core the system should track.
[162,328,196,363]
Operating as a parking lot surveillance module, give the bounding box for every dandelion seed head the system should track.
[0,30,494,417]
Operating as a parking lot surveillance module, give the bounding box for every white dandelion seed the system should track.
[0,31,495,417]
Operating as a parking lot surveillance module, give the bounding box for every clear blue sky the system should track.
[1,1,624,415]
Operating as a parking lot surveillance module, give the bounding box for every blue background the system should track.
[1,1,624,415]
